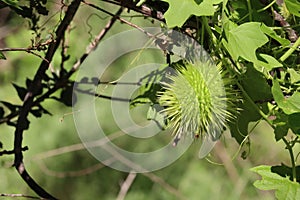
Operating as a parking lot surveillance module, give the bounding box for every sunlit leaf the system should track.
[222,22,268,63]
[1,0,20,9]
[272,79,300,114]
[162,0,222,27]
[251,165,300,200]
[285,0,300,17]
[260,24,290,46]
[256,54,283,72]
[147,105,166,130]
[287,68,300,84]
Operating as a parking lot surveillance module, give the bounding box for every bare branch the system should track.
[117,172,137,200]
[13,0,82,199]
[82,1,156,38]
[100,0,165,21]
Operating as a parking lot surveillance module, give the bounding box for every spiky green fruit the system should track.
[159,60,236,158]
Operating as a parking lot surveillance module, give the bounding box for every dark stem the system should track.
[13,0,82,199]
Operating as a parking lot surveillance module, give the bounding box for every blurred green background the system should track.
[0,1,293,199]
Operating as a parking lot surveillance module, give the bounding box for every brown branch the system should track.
[100,0,165,21]
[0,48,50,63]
[82,1,156,39]
[36,160,114,178]
[13,0,82,199]
[142,173,187,200]
[117,172,137,200]
[274,10,299,42]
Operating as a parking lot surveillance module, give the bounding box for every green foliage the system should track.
[272,79,300,115]
[222,22,269,63]
[251,165,300,200]
[1,0,300,199]
[285,0,300,17]
[161,0,300,198]
[161,0,222,27]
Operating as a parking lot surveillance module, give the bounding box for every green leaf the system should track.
[251,165,300,200]
[229,66,272,143]
[130,66,166,108]
[272,79,300,114]
[222,22,268,63]
[228,99,262,143]
[260,24,290,46]
[0,51,6,60]
[12,83,27,101]
[285,0,300,17]
[288,113,300,135]
[147,105,166,130]
[243,65,273,101]
[256,54,283,72]
[1,0,21,9]
[273,112,289,141]
[162,0,222,28]
[287,68,300,84]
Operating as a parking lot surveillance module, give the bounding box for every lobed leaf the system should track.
[285,0,300,17]
[272,79,300,114]
[260,24,290,46]
[251,165,300,200]
[222,22,268,63]
[255,54,283,72]
[162,0,222,28]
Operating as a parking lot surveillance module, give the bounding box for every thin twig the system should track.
[100,0,165,21]
[142,173,187,200]
[36,159,114,178]
[117,172,137,200]
[82,1,156,38]
[32,128,186,200]
[0,48,50,63]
